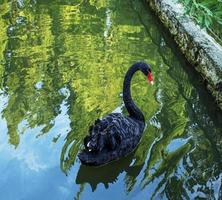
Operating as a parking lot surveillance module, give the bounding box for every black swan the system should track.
[78,62,153,166]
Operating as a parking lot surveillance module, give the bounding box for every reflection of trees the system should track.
[143,143,191,198]
[1,0,158,167]
[0,0,221,199]
[157,13,222,199]
[129,1,222,198]
[1,0,64,146]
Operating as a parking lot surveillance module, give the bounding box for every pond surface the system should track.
[0,0,222,199]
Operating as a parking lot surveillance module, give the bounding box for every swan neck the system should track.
[123,65,145,122]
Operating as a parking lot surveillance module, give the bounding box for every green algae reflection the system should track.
[0,0,221,199]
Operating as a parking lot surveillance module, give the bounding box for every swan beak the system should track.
[147,72,153,85]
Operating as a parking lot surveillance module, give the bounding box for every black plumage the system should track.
[78,62,152,166]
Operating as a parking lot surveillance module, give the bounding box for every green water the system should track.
[0,0,221,199]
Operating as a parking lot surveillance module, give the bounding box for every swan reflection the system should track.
[76,152,143,191]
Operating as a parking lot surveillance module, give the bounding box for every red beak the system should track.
[148,72,154,85]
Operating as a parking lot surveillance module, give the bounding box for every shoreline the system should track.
[147,0,222,111]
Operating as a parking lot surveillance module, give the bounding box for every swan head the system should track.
[134,62,153,85]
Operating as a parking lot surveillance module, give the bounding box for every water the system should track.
[0,0,222,199]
